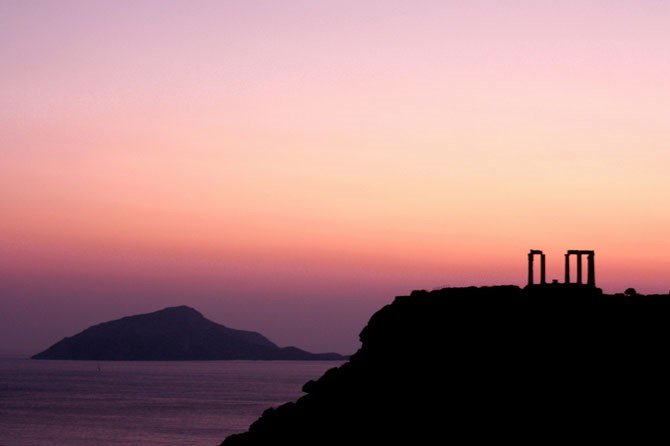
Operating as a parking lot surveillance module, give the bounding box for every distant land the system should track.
[32,306,345,361]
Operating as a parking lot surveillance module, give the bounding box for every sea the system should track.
[0,353,343,446]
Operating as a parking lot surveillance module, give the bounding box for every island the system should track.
[32,305,346,361]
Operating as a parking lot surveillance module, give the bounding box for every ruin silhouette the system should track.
[527,250,546,285]
[527,249,596,288]
[223,250,670,446]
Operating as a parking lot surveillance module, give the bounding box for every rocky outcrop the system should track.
[223,285,670,445]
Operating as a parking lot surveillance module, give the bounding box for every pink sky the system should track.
[2,0,669,354]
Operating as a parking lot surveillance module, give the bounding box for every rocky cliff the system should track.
[223,285,670,445]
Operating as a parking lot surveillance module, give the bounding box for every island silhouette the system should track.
[32,305,345,361]
[222,250,670,445]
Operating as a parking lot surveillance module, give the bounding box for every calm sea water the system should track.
[0,353,343,446]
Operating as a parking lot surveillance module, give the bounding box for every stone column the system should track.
[587,252,596,287]
[541,254,546,284]
[528,252,534,286]
[565,253,570,284]
[577,253,583,284]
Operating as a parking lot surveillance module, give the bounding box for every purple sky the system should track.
[2,0,669,355]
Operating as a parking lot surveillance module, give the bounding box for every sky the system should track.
[1,0,669,355]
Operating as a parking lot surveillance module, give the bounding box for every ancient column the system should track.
[576,253,583,284]
[540,253,547,284]
[528,252,534,286]
[587,252,596,287]
[565,253,570,284]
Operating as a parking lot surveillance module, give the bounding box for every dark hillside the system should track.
[223,285,670,445]
[32,306,345,361]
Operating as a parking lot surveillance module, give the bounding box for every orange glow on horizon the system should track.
[2,0,669,297]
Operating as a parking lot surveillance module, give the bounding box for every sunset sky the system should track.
[2,0,669,354]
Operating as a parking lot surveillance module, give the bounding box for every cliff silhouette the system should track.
[223,285,670,445]
[32,306,345,361]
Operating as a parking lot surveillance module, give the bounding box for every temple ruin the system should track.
[527,249,596,288]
